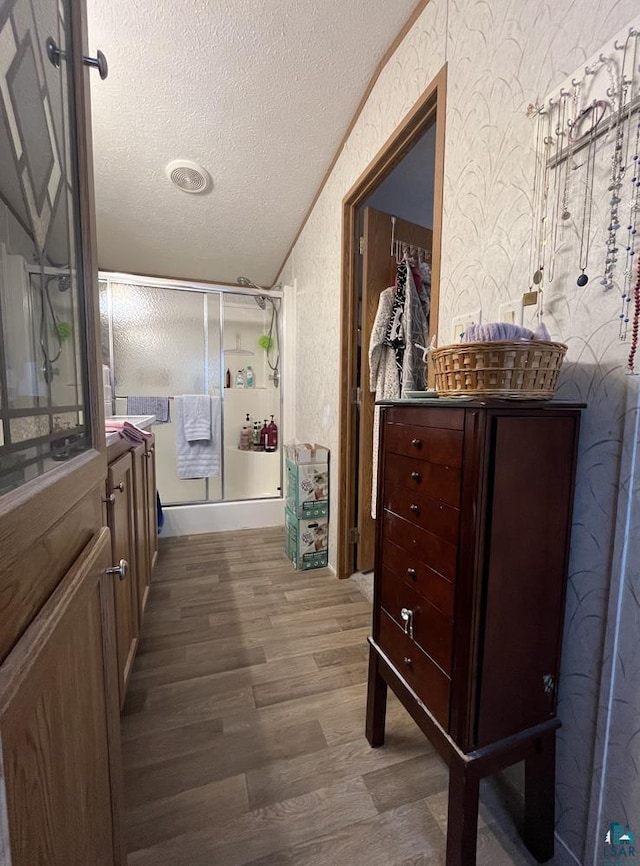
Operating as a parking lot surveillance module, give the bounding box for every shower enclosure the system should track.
[100,273,283,506]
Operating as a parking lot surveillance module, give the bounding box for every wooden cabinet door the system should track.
[107,453,138,707]
[131,442,150,622]
[146,436,158,574]
[0,528,125,866]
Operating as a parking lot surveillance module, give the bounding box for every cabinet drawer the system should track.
[378,609,450,729]
[385,406,464,431]
[381,539,455,618]
[383,512,457,582]
[385,422,463,468]
[380,566,453,674]
[384,452,461,506]
[383,483,460,545]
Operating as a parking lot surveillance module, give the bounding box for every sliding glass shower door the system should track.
[104,277,281,506]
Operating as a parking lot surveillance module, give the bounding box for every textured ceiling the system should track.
[87,0,419,286]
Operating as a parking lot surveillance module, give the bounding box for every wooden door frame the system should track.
[337,64,447,579]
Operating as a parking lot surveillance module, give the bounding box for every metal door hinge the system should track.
[351,386,362,406]
[359,236,366,255]
[349,527,360,544]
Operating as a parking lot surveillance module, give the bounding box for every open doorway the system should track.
[337,65,446,578]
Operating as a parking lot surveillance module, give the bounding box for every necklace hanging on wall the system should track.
[576,102,600,287]
[627,254,640,373]
[618,34,640,338]
[561,80,583,222]
[531,109,554,311]
[602,39,632,291]
[548,91,570,284]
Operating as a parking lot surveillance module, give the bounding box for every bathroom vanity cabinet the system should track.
[366,400,582,866]
[105,435,158,706]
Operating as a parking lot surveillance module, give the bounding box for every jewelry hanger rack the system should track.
[546,92,640,169]
[527,17,640,370]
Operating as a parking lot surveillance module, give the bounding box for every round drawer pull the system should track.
[406,567,417,579]
[411,471,421,481]
[116,481,125,492]
[403,656,412,666]
[409,503,419,514]
[411,438,422,448]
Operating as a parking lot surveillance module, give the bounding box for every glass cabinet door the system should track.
[0,0,91,493]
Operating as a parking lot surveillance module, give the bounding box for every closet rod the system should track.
[546,93,640,169]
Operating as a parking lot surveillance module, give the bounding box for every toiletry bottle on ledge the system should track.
[236,368,245,388]
[239,424,250,451]
[260,419,268,451]
[245,365,255,388]
[253,421,262,450]
[265,415,278,452]
[225,368,231,389]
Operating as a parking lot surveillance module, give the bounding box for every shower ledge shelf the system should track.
[223,335,254,355]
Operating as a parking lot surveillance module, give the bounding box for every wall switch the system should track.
[499,298,524,325]
[450,309,481,343]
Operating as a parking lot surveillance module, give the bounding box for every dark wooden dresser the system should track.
[366,399,582,866]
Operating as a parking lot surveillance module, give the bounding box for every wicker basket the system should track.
[431,340,567,399]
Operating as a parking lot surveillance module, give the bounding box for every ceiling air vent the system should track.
[165,160,212,194]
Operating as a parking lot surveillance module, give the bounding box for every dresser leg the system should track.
[523,731,556,862]
[446,758,480,866]
[365,646,387,747]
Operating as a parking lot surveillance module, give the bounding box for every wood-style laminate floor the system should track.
[122,527,571,866]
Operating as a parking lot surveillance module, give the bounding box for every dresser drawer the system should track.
[385,422,463,468]
[378,609,450,729]
[381,539,455,617]
[384,452,461,506]
[383,512,457,581]
[383,483,460,545]
[385,406,464,431]
[380,567,453,674]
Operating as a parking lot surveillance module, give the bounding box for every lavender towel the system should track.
[126,396,170,423]
[461,321,551,343]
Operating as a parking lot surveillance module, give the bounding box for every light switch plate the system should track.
[450,309,481,343]
[499,298,524,326]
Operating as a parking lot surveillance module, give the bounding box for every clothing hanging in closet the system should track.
[368,256,430,517]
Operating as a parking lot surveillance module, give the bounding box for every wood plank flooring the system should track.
[122,527,572,866]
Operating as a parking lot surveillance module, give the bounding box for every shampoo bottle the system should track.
[266,415,278,452]
[260,419,268,451]
[245,365,255,388]
[236,368,245,388]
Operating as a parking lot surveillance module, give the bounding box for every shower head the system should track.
[236,276,282,293]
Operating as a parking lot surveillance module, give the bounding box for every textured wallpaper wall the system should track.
[279,0,640,862]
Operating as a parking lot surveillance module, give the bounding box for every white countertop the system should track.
[105,415,156,446]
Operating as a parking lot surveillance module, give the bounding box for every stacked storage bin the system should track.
[284,443,329,570]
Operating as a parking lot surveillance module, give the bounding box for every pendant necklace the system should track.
[533,109,554,300]
[576,103,599,287]
[528,104,546,286]
[548,92,569,283]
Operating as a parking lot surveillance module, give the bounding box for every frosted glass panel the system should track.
[112,283,207,504]
[112,283,205,395]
